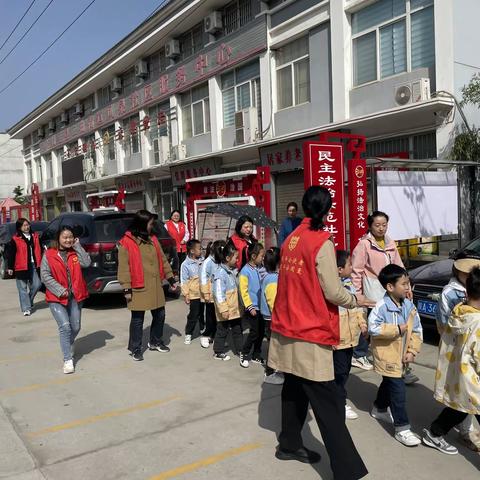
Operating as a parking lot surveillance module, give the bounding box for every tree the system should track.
[13,185,26,204]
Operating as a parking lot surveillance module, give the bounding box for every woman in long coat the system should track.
[118,210,177,361]
[268,186,373,480]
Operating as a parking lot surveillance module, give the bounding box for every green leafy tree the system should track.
[13,185,26,204]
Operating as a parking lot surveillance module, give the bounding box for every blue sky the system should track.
[0,0,163,132]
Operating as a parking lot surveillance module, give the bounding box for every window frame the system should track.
[181,85,211,139]
[275,37,310,111]
[351,0,434,87]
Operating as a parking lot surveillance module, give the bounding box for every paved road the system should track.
[0,280,478,480]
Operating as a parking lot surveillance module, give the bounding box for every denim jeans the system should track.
[374,376,410,432]
[49,299,82,361]
[352,332,370,359]
[16,269,42,313]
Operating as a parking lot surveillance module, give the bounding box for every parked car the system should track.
[40,212,178,295]
[409,236,480,321]
[0,221,49,279]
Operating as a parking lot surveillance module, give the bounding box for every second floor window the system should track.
[98,85,112,108]
[221,61,260,127]
[179,23,204,61]
[35,157,42,182]
[102,125,116,162]
[122,68,136,95]
[44,153,53,179]
[124,115,141,155]
[276,36,310,110]
[149,48,167,78]
[352,0,435,86]
[181,84,210,139]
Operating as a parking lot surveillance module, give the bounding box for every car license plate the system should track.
[417,299,437,315]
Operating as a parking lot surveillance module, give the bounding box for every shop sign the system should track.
[65,189,83,202]
[116,177,145,192]
[303,142,346,249]
[39,19,267,155]
[260,137,316,172]
[201,179,244,196]
[171,158,218,187]
[348,159,368,248]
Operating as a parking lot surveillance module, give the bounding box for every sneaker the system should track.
[395,429,421,447]
[184,335,192,345]
[23,310,31,316]
[213,352,230,361]
[251,356,266,366]
[63,359,74,374]
[148,342,170,353]
[132,352,144,361]
[351,356,373,370]
[459,430,480,452]
[422,428,458,454]
[264,372,285,385]
[239,353,249,368]
[200,336,210,349]
[346,405,359,420]
[403,367,419,385]
[370,404,394,424]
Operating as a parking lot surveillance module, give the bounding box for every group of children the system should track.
[180,237,480,454]
[180,238,283,384]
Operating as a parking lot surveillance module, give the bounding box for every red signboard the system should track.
[30,183,42,221]
[348,158,368,248]
[303,142,346,249]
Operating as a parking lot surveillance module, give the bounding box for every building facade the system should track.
[0,133,25,201]
[6,0,478,225]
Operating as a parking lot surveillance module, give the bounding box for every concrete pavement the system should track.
[0,279,478,480]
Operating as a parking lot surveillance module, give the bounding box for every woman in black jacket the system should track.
[7,218,43,316]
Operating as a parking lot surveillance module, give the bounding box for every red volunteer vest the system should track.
[118,231,166,289]
[165,220,187,253]
[271,218,340,345]
[44,249,89,305]
[13,233,42,271]
[230,233,249,271]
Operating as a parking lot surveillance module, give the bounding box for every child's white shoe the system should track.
[395,429,421,447]
[370,404,394,424]
[200,336,210,348]
[345,405,359,420]
[184,335,192,345]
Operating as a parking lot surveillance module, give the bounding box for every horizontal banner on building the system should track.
[170,158,220,187]
[39,19,267,155]
[259,136,317,172]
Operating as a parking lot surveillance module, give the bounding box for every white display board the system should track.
[376,171,458,240]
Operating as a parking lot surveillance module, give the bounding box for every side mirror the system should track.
[448,248,458,259]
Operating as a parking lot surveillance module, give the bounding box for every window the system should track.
[352,0,434,86]
[83,94,96,114]
[122,68,136,95]
[222,0,253,36]
[179,23,205,61]
[276,36,310,110]
[34,157,42,182]
[124,115,141,155]
[102,125,116,162]
[221,61,260,127]
[98,85,112,108]
[181,83,210,138]
[149,48,167,78]
[44,153,53,178]
[85,133,97,164]
[149,103,171,164]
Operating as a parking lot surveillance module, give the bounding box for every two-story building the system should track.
[6,0,477,227]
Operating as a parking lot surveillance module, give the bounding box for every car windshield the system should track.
[463,237,480,257]
[95,216,134,242]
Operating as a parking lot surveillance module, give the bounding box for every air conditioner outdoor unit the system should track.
[172,143,187,160]
[111,76,122,93]
[74,102,83,117]
[204,11,223,34]
[37,127,45,139]
[235,107,258,145]
[394,78,431,106]
[48,120,55,132]
[135,59,148,78]
[60,112,69,125]
[165,39,180,59]
[153,136,171,165]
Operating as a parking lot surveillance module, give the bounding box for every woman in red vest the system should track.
[268,186,373,480]
[7,218,43,316]
[165,210,189,269]
[118,210,177,361]
[230,215,256,270]
[40,225,91,374]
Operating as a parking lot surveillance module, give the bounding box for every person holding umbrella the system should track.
[268,186,372,479]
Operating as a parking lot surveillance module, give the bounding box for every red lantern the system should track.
[82,143,88,153]
[157,111,167,126]
[129,120,137,135]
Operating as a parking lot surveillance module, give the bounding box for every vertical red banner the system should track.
[303,142,346,249]
[348,158,368,249]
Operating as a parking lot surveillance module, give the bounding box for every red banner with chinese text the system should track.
[303,142,346,249]
[348,158,368,249]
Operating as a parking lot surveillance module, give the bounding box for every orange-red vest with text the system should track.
[271,218,340,345]
[165,220,187,253]
[13,233,42,271]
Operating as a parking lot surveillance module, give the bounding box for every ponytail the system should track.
[213,240,236,264]
[301,186,332,231]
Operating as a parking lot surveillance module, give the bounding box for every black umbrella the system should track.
[202,203,278,229]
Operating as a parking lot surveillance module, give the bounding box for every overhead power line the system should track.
[0,0,55,66]
[0,0,97,97]
[0,0,37,53]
